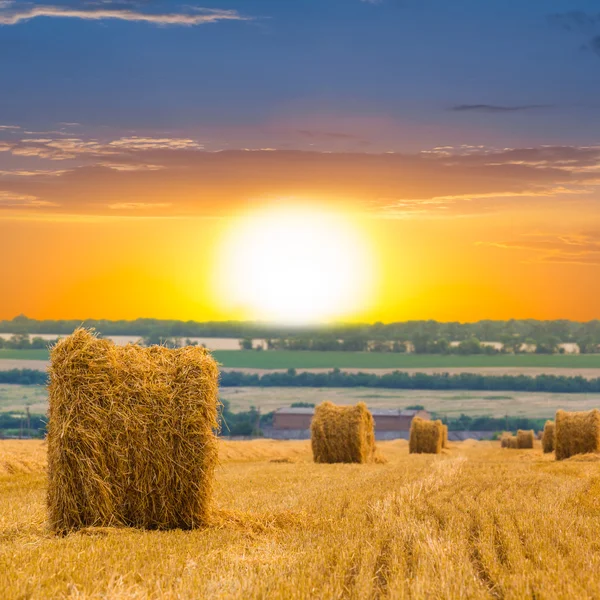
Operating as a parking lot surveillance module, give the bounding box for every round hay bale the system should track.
[516,429,534,449]
[542,420,555,454]
[310,401,375,464]
[555,409,600,461]
[409,417,443,454]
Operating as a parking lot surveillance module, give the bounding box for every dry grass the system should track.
[409,417,443,454]
[47,329,219,533]
[6,439,600,598]
[311,401,375,464]
[555,409,600,461]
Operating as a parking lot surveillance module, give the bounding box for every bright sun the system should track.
[214,205,376,323]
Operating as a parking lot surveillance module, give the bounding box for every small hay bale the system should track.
[441,423,449,448]
[310,401,375,463]
[542,420,555,453]
[409,417,443,454]
[508,435,518,449]
[47,328,219,533]
[555,409,600,461]
[500,432,512,448]
[516,429,534,449]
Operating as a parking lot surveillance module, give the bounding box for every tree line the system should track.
[4,367,600,394]
[3,315,600,350]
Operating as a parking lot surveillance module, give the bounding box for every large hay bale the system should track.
[516,429,534,449]
[555,409,600,461]
[310,401,375,463]
[47,328,219,533]
[542,420,555,453]
[409,417,443,454]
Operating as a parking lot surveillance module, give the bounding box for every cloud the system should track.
[548,12,600,58]
[451,104,552,113]
[478,232,600,265]
[0,190,58,208]
[2,140,600,219]
[0,125,19,130]
[548,11,600,32]
[0,4,250,26]
[0,169,68,177]
[108,202,172,210]
[107,137,203,151]
[3,136,202,160]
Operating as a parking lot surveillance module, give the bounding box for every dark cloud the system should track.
[548,12,600,59]
[451,104,552,113]
[548,11,600,32]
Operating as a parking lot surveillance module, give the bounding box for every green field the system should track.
[3,348,600,369]
[0,349,49,361]
[213,350,600,369]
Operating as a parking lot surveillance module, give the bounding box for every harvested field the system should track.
[3,438,600,598]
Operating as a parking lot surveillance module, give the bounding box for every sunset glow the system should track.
[213,206,376,323]
[0,0,598,323]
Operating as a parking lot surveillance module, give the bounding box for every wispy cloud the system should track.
[451,104,552,113]
[0,4,250,26]
[108,202,172,210]
[0,190,58,208]
[478,232,600,265]
[107,137,203,151]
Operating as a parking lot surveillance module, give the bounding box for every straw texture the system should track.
[47,328,219,533]
[516,429,534,449]
[542,421,555,454]
[310,402,375,463]
[409,417,443,454]
[555,409,600,461]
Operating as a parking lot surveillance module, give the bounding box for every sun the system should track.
[214,205,377,323]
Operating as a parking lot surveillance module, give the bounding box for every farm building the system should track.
[268,407,431,440]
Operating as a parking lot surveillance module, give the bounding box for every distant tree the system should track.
[239,338,254,350]
[392,341,407,353]
[456,337,482,355]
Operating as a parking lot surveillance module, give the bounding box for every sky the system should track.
[1,0,600,323]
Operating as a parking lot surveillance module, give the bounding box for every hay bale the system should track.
[500,432,512,448]
[441,423,449,448]
[47,328,219,533]
[555,409,600,461]
[542,420,555,453]
[516,429,534,449]
[310,401,375,463]
[508,435,518,449]
[409,417,443,454]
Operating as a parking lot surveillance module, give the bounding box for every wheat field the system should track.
[2,439,600,599]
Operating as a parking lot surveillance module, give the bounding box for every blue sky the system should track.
[1,0,600,150]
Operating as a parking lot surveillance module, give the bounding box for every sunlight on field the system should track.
[3,439,600,598]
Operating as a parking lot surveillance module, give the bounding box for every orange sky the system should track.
[1,145,599,323]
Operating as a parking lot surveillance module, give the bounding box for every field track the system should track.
[3,439,600,598]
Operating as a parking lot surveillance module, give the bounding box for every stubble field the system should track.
[3,439,600,598]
